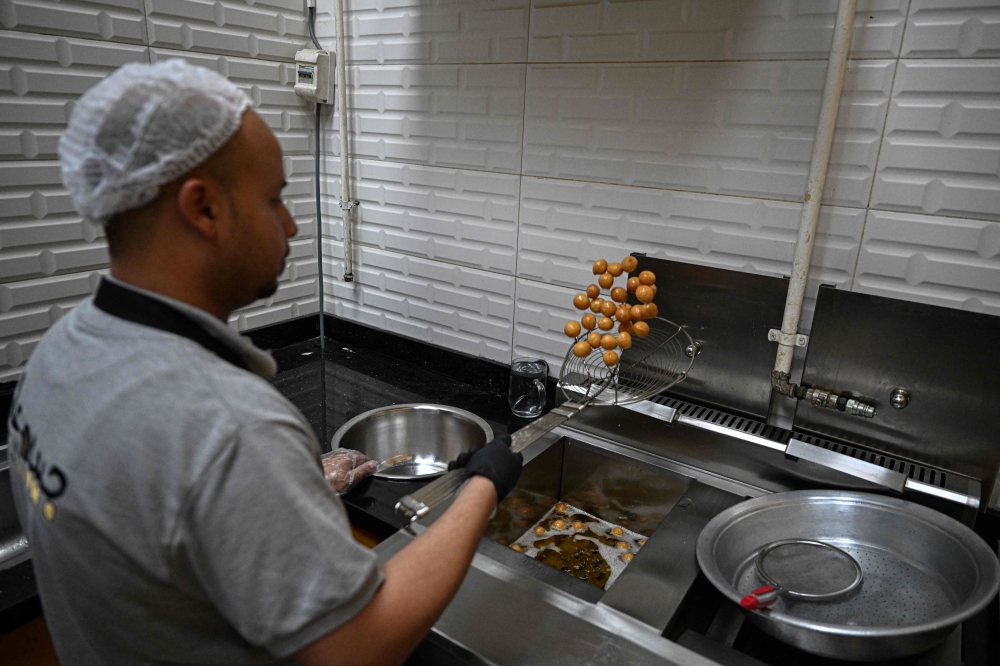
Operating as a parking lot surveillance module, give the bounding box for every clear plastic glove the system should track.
[322,448,378,495]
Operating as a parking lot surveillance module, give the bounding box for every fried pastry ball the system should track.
[638,270,656,286]
[586,283,600,299]
[573,293,590,310]
[588,331,602,348]
[601,334,617,350]
[627,277,640,293]
[617,331,633,349]
[555,503,568,513]
[592,259,608,275]
[607,262,623,277]
[616,541,630,550]
[590,298,604,313]
[630,305,645,321]
[604,350,619,367]
[600,300,617,317]
[622,256,638,273]
[642,303,658,318]
[635,285,654,304]
[615,305,631,322]
[639,539,647,547]
[573,521,585,531]
[552,519,567,530]
[598,273,614,289]
[621,552,635,562]
[573,340,591,357]
[510,544,524,552]
[610,286,627,303]
[598,316,614,331]
[581,313,597,330]
[610,526,625,537]
[534,526,547,536]
[618,321,633,335]
[633,321,650,337]
[564,321,581,337]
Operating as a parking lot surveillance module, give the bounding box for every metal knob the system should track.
[889,388,909,410]
[685,341,703,358]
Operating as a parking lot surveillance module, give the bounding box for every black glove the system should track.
[449,434,522,501]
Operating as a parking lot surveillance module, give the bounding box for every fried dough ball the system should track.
[581,313,597,330]
[588,331,602,348]
[635,285,654,304]
[610,287,627,303]
[534,526,547,536]
[555,503,568,513]
[639,539,647,547]
[615,305,631,322]
[633,321,650,337]
[573,341,591,357]
[607,262,623,277]
[593,259,608,275]
[618,321,633,334]
[586,283,600,299]
[511,544,524,552]
[604,350,619,367]
[598,273,614,289]
[552,519,567,530]
[642,303,658,318]
[627,277,640,293]
[639,270,656,286]
[630,305,645,321]
[573,293,590,310]
[573,521,585,531]
[589,298,604,313]
[598,316,614,331]
[564,321,581,337]
[600,334,617,350]
[622,256,638,273]
[600,300,617,317]
[621,552,634,562]
[610,526,625,537]
[616,540,630,550]
[618,331,633,349]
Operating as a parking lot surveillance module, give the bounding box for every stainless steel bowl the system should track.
[329,404,493,480]
[696,490,1000,661]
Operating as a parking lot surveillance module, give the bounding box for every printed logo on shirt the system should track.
[7,377,66,522]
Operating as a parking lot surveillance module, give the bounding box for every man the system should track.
[7,60,522,665]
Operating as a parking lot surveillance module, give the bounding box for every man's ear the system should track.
[176,177,225,241]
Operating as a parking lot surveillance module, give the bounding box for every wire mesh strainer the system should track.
[741,539,864,610]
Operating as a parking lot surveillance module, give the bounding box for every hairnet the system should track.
[58,59,251,225]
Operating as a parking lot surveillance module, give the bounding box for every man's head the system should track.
[59,60,297,317]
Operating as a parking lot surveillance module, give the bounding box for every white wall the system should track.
[315,0,1000,376]
[0,0,323,382]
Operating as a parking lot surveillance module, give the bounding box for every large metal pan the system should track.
[330,404,492,480]
[696,490,999,661]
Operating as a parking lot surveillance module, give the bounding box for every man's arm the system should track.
[295,475,497,666]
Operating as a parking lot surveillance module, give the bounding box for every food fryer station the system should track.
[383,256,1000,666]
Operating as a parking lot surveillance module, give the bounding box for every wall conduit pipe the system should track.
[334,0,355,282]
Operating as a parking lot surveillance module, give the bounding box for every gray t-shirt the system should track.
[6,280,382,664]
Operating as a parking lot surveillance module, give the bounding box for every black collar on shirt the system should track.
[93,278,249,371]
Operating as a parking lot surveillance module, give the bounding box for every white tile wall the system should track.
[852,210,1000,314]
[522,59,896,207]
[528,0,908,62]
[338,63,525,173]
[322,242,515,362]
[0,0,146,44]
[510,277,580,378]
[145,0,309,62]
[317,0,529,65]
[870,59,1000,222]
[902,0,1000,58]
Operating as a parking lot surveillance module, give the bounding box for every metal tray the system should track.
[696,490,999,661]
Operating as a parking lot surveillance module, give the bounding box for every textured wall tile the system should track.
[320,157,519,274]
[529,0,907,63]
[511,278,580,378]
[871,59,1000,221]
[145,0,307,62]
[852,210,1000,314]
[516,176,865,330]
[0,0,146,44]
[315,0,529,65]
[523,60,895,207]
[149,47,314,155]
[903,0,1000,58]
[322,243,514,363]
[333,63,525,173]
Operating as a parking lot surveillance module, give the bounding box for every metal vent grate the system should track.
[650,396,948,489]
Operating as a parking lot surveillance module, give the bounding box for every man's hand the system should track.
[321,449,377,494]
[450,434,522,502]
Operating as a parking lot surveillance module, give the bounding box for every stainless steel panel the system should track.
[785,438,907,493]
[632,256,788,420]
[795,287,1000,490]
[0,467,29,572]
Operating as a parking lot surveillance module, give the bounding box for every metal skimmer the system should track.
[395,318,695,527]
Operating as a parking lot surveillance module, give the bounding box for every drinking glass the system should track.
[509,357,548,418]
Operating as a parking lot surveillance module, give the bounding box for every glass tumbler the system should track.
[509,357,548,418]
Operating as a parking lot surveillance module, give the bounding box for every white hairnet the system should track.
[58,59,251,225]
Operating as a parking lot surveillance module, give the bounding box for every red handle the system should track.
[740,585,778,610]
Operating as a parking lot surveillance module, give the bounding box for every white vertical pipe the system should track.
[335,0,354,281]
[773,0,857,377]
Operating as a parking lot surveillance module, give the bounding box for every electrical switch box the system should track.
[294,49,333,104]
